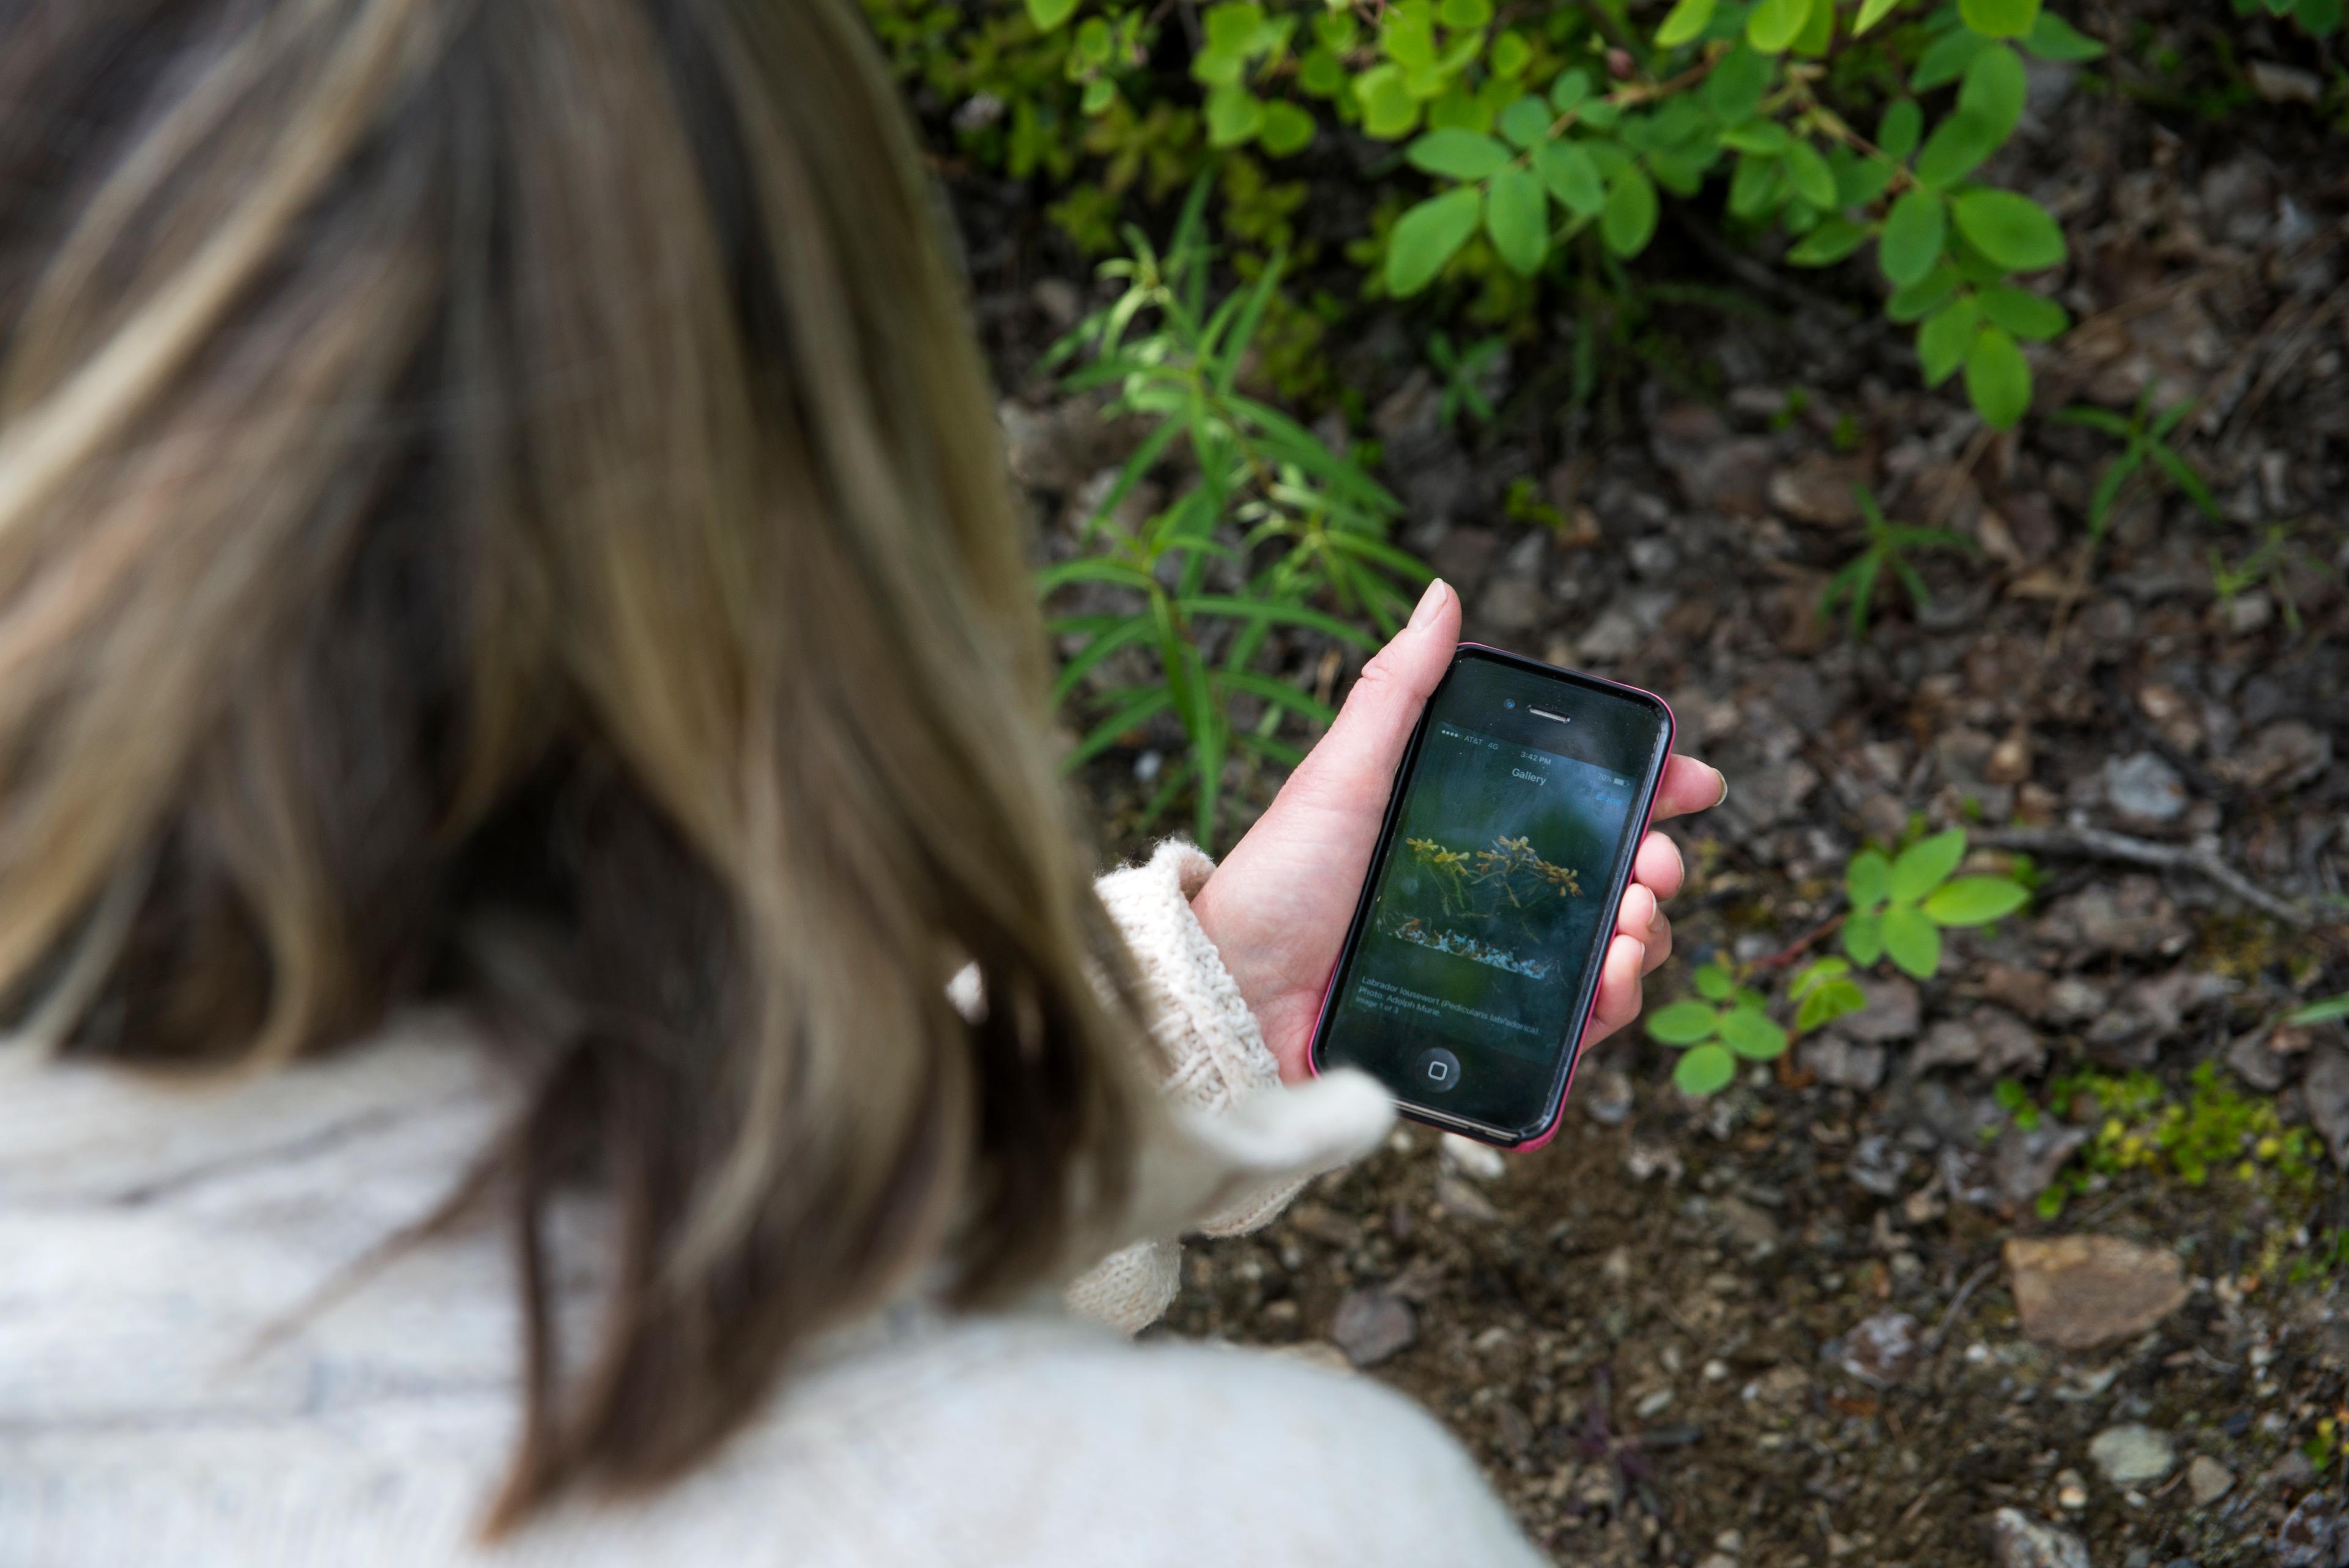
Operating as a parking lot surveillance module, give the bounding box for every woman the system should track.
[0,1,1722,1562]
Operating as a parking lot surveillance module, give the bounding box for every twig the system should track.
[1753,912,1847,970]
[1925,1258,1999,1352]
[1974,824,2318,929]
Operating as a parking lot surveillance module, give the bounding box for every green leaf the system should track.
[1386,187,1484,294]
[1719,121,1792,155]
[1878,98,1924,161]
[2287,992,2349,1026]
[1965,321,2033,428]
[1854,0,1905,34]
[1696,963,1735,1001]
[1978,284,2068,340]
[1535,139,1606,215]
[1745,0,1815,52]
[1205,83,1265,146]
[1498,95,1552,149]
[1438,0,1491,28]
[1914,116,1998,190]
[1846,848,1893,909]
[1842,908,1884,965]
[1485,166,1549,275]
[1911,28,1989,90]
[1705,44,1770,124]
[2295,0,2343,37]
[1601,162,1660,256]
[1917,294,1980,387]
[1791,0,1835,53]
[2021,10,2106,58]
[1882,905,1942,978]
[1923,875,2032,925]
[1177,595,1379,646]
[1204,1,1267,52]
[1782,139,1836,208]
[1959,0,2039,38]
[1549,67,1592,114]
[1026,0,1078,29]
[1406,127,1512,179]
[1951,188,2067,270]
[1656,0,1718,45]
[1787,216,1869,265]
[1356,64,1420,138]
[1789,955,1852,997]
[1879,188,1946,286]
[1890,828,1969,901]
[1258,101,1316,155]
[1081,76,1118,113]
[1959,43,2027,138]
[1886,261,1960,322]
[1721,1005,1791,1060]
[1491,28,1532,76]
[1648,999,1723,1044]
[1674,1042,1737,1096]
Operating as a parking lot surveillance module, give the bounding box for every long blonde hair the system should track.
[0,0,1145,1529]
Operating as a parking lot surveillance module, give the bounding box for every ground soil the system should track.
[938,7,2349,1562]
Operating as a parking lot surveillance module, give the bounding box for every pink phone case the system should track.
[1304,644,1677,1153]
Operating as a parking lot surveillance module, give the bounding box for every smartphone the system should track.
[1307,645,1674,1148]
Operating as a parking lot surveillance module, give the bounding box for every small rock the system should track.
[2186,1454,2235,1506]
[1579,1066,1634,1126]
[2305,1046,2349,1167]
[2106,751,2189,823]
[2249,60,2323,103]
[1029,276,1083,328]
[2269,1450,2318,1490]
[1980,963,2055,1022]
[2006,1235,2189,1350]
[1330,1288,1418,1367]
[1801,1035,1887,1091]
[1995,1120,2092,1208]
[2227,1029,2289,1092]
[1625,1142,1683,1183]
[2055,1470,2089,1511]
[1718,1197,1782,1253]
[1272,1342,1356,1375]
[2276,1492,2342,1567]
[1477,574,1548,634]
[1439,1131,1508,1182]
[2046,976,2111,1024]
[1696,1555,1739,1568]
[1575,607,1644,663]
[1434,1173,1502,1222]
[2090,1424,2175,1487]
[1634,1388,1674,1418]
[1847,1132,1913,1198]
[1493,1400,1534,1456]
[1830,975,1923,1043]
[1838,1310,1922,1388]
[2213,719,2331,795]
[1987,1507,2091,1568]
[2038,877,2191,960]
[1768,455,1869,526]
[2221,590,2274,636]
[1914,1006,2046,1078]
[1628,537,1678,578]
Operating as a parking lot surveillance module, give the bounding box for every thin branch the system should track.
[1974,824,2320,930]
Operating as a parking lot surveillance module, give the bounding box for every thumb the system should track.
[1284,578,1459,811]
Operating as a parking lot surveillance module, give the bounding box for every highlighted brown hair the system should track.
[0,0,1145,1529]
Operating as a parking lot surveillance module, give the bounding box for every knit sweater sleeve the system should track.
[1066,840,1357,1333]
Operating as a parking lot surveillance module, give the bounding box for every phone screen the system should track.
[1312,650,1669,1142]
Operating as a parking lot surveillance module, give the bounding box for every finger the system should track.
[1651,754,1728,822]
[1615,881,1658,942]
[1280,579,1460,812]
[1579,932,1648,1047]
[1631,830,1685,901]
[1639,914,1674,975]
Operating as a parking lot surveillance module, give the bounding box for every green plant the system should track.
[2211,519,2332,633]
[2289,992,2349,1026]
[1840,827,2030,978]
[2053,383,2221,544]
[1789,954,1869,1030]
[1817,483,1976,636]
[1427,330,1507,426]
[2232,0,2343,38]
[1646,959,1790,1095]
[1040,187,1427,845]
[888,0,2110,431]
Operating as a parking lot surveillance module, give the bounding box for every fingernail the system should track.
[1711,765,1729,808]
[1409,578,1449,630]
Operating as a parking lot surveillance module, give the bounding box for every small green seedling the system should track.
[1841,827,2030,979]
[1427,330,1505,428]
[2054,382,2221,545]
[1818,485,1977,638]
[1646,960,1789,1096]
[2288,992,2349,1027]
[1789,955,1869,1033]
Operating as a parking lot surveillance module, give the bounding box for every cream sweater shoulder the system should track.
[0,842,1543,1568]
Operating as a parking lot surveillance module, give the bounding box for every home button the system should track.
[1413,1047,1463,1094]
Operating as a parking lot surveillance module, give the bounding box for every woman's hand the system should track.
[1189,578,1727,1084]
